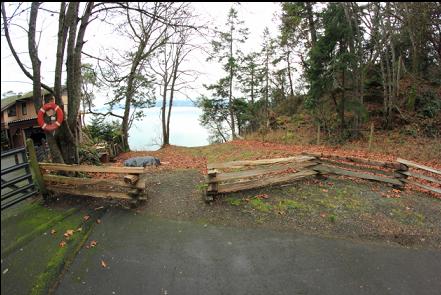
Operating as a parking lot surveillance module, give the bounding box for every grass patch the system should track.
[274,199,307,213]
[328,214,337,223]
[390,208,425,226]
[249,198,272,213]
[195,182,208,192]
[226,197,242,206]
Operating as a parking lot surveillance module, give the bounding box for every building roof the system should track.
[1,88,55,111]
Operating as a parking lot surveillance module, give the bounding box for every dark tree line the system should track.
[200,2,441,143]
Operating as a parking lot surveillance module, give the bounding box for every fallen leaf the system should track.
[96,219,101,224]
[50,229,57,235]
[90,240,97,248]
[83,215,90,221]
[101,260,107,268]
[255,194,269,199]
[64,229,74,238]
[322,189,328,193]
[59,241,66,248]
[320,212,327,218]
[77,227,83,232]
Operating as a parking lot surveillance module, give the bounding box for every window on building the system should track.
[22,102,27,115]
[7,105,16,117]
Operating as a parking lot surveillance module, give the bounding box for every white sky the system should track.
[1,2,284,105]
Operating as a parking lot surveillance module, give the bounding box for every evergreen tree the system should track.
[205,6,249,139]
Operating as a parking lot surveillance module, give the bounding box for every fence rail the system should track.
[24,139,147,205]
[205,154,441,201]
[39,163,147,204]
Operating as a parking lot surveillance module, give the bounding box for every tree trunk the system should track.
[122,42,145,151]
[229,24,236,139]
[29,3,65,163]
[340,68,346,132]
[286,48,294,97]
[265,50,270,126]
[161,83,169,146]
[165,57,179,147]
[305,2,317,47]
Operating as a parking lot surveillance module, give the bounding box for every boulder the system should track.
[123,156,160,167]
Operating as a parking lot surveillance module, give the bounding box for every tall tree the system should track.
[206,6,249,139]
[150,14,200,147]
[2,2,94,163]
[306,3,363,133]
[260,27,276,118]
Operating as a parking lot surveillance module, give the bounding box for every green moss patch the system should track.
[30,209,105,295]
[2,204,79,257]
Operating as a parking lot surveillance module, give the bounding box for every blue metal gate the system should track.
[1,147,37,210]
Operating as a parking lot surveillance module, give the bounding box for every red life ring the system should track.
[37,102,64,132]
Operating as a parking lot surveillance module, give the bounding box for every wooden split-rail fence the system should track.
[26,139,147,206]
[205,153,441,201]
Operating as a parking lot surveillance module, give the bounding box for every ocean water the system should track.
[127,106,209,151]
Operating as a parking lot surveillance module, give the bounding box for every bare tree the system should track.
[149,13,201,147]
[2,2,94,163]
[93,2,192,151]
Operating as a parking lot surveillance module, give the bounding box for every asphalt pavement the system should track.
[55,208,441,295]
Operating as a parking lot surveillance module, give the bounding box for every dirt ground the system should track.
[106,140,441,249]
[131,169,441,250]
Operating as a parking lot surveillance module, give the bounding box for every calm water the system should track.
[128,106,209,151]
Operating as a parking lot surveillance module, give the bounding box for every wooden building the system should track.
[1,89,68,151]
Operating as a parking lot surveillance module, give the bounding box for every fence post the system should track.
[316,124,321,145]
[26,138,48,197]
[394,162,408,190]
[368,122,374,151]
[205,169,218,202]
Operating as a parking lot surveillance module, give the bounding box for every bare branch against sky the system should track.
[1,2,282,103]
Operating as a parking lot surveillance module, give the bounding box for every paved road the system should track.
[56,208,441,295]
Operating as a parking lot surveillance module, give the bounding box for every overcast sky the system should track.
[1,2,284,105]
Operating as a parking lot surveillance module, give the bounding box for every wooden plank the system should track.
[43,174,129,187]
[397,158,441,175]
[39,163,145,174]
[47,186,139,200]
[217,169,317,193]
[401,179,441,194]
[314,164,402,186]
[400,171,441,185]
[207,155,315,170]
[304,152,401,170]
[124,175,139,185]
[317,158,392,176]
[208,161,318,184]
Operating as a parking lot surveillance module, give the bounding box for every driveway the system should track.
[55,208,441,295]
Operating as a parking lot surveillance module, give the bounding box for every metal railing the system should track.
[1,146,37,210]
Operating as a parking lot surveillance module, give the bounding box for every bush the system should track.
[416,90,441,118]
[78,144,101,165]
[84,115,123,145]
